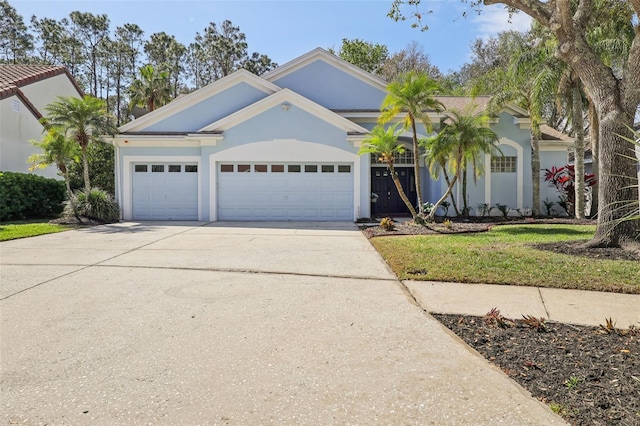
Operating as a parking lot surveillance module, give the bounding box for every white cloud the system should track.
[473,5,533,39]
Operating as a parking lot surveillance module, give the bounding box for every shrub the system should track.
[64,187,120,222]
[543,165,596,216]
[477,203,493,217]
[0,172,66,221]
[542,199,556,216]
[379,216,395,231]
[495,203,510,219]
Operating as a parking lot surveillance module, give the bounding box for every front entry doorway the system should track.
[371,167,417,216]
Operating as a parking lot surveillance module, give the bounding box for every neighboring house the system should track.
[0,65,83,179]
[111,48,573,221]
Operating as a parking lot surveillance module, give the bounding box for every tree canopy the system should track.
[389,0,640,247]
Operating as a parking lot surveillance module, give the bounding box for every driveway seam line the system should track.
[90,222,214,267]
[0,265,91,301]
[93,264,399,282]
[0,223,213,301]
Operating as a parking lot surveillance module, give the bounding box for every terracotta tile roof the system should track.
[0,64,83,120]
[0,64,83,100]
[1,64,65,92]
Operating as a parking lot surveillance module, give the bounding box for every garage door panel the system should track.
[218,162,353,221]
[133,163,198,220]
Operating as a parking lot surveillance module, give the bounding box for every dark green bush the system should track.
[0,172,66,221]
[64,187,120,222]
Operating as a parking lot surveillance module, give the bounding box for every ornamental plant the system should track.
[543,165,596,217]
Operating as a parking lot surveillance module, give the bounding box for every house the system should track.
[0,65,83,179]
[111,48,573,221]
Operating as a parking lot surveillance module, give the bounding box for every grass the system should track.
[370,224,640,294]
[0,221,72,241]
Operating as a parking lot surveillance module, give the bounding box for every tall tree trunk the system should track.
[410,117,424,214]
[81,144,91,193]
[590,113,639,246]
[59,166,74,201]
[553,25,639,245]
[484,0,640,246]
[428,174,458,221]
[389,164,419,219]
[572,83,586,219]
[530,124,541,216]
[116,75,122,126]
[462,168,469,216]
[442,169,460,215]
[588,98,599,217]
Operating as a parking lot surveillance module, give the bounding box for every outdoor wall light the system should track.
[282,102,291,111]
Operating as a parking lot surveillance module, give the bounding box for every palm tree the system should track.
[129,64,172,112]
[423,106,501,220]
[470,31,550,217]
[379,71,444,215]
[359,124,419,219]
[43,95,117,193]
[422,130,461,217]
[28,128,79,200]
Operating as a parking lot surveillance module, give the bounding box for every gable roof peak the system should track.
[263,47,389,91]
[119,68,281,132]
[199,87,369,134]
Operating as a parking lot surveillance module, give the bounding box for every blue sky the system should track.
[11,0,532,73]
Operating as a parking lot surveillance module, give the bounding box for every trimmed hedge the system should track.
[0,172,66,221]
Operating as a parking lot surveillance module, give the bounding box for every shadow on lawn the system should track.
[495,226,591,237]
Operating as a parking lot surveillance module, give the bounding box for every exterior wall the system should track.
[115,104,367,221]
[428,112,532,216]
[540,149,570,216]
[271,60,386,110]
[19,73,81,113]
[1,74,81,179]
[142,83,270,132]
[0,96,58,178]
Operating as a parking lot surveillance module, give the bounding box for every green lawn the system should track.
[370,224,640,294]
[0,221,72,241]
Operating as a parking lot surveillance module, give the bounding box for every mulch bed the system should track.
[434,313,640,425]
[48,216,116,226]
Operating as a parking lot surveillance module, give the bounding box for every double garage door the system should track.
[217,162,354,221]
[132,162,354,221]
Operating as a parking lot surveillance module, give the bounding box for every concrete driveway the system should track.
[1,222,563,425]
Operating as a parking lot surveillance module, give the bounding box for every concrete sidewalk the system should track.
[405,281,640,328]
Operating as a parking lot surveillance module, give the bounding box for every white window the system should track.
[491,156,517,173]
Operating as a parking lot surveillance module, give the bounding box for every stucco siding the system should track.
[19,74,81,112]
[142,83,270,132]
[214,105,358,153]
[271,60,386,110]
[539,150,570,215]
[0,96,58,178]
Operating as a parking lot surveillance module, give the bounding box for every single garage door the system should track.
[132,163,198,220]
[217,162,353,221]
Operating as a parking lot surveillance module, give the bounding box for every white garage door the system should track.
[217,163,353,221]
[132,163,198,220]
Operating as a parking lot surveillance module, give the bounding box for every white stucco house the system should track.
[0,65,83,179]
[111,48,573,221]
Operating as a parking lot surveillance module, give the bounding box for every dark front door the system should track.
[371,167,417,216]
